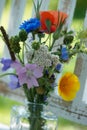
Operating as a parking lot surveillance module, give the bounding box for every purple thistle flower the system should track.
[61,46,69,61]
[19,18,41,33]
[9,75,20,89]
[0,58,12,71]
[11,61,43,89]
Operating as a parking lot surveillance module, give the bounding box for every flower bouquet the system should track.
[0,0,87,130]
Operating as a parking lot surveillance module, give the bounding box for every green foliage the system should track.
[19,30,28,42]
[32,41,40,50]
[74,0,87,19]
[10,36,21,53]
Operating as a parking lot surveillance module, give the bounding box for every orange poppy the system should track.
[58,72,80,101]
[40,11,68,33]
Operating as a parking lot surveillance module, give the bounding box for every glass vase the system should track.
[10,102,58,130]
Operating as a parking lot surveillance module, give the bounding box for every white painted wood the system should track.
[73,54,87,104]
[7,0,27,36]
[3,0,27,58]
[58,0,76,29]
[0,123,9,130]
[47,93,87,125]
[84,10,87,29]
[0,0,6,19]
[73,10,87,105]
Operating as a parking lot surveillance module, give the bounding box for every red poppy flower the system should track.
[40,11,68,33]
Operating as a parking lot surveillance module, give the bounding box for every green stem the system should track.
[49,67,55,78]
[49,38,55,51]
[22,42,25,63]
[28,103,45,130]
[17,54,24,64]
[43,34,50,44]
[0,73,17,78]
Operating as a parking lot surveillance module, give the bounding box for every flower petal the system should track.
[40,11,68,33]
[9,75,20,89]
[58,72,80,101]
[11,60,22,72]
[0,58,12,71]
[27,79,34,89]
[30,76,39,87]
[33,66,43,78]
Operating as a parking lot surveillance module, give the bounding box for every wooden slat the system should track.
[73,10,87,105]
[84,10,87,29]
[0,0,6,20]
[0,80,25,102]
[73,54,87,104]
[47,93,87,125]
[58,0,76,29]
[2,0,27,58]
[7,0,27,36]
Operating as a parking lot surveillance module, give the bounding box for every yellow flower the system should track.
[58,72,80,101]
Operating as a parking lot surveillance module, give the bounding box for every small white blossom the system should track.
[51,55,59,66]
[32,45,52,67]
[45,59,52,67]
[26,50,34,62]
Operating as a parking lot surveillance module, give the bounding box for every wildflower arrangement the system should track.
[0,1,86,105]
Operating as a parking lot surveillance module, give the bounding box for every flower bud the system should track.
[32,41,40,50]
[19,30,27,42]
[64,35,74,44]
[36,87,45,95]
[10,36,21,53]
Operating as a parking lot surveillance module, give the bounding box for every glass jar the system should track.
[10,102,58,130]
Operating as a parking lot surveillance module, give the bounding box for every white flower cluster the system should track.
[26,44,59,68]
[26,50,34,62]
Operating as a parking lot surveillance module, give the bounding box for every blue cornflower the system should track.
[0,58,12,71]
[19,18,41,33]
[61,46,69,61]
[9,75,20,89]
[56,63,63,72]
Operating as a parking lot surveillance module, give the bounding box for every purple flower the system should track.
[0,58,12,71]
[11,61,43,88]
[9,75,20,89]
[19,18,41,33]
[61,46,69,61]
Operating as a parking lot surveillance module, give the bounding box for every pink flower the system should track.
[11,61,43,88]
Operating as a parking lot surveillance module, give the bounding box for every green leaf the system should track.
[45,19,52,32]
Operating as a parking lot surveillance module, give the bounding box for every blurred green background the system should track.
[0,0,87,129]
